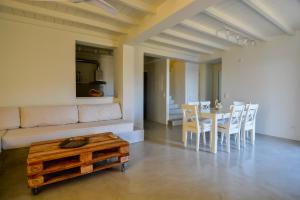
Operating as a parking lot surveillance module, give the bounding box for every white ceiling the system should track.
[143,0,300,55]
[0,0,299,56]
[0,0,165,36]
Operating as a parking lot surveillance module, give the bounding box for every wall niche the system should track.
[76,43,114,97]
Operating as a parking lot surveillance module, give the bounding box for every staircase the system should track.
[168,96,182,126]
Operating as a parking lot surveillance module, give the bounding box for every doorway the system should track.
[144,71,148,119]
[143,55,169,124]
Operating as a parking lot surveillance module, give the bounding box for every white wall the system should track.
[199,62,222,103]
[0,18,116,107]
[199,64,212,101]
[169,64,175,99]
[170,60,186,105]
[221,32,300,141]
[145,58,169,124]
[185,62,199,103]
[211,63,221,102]
[169,60,199,104]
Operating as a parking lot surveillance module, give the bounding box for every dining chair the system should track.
[198,101,212,145]
[233,101,245,106]
[218,105,245,152]
[241,104,259,146]
[187,101,212,145]
[199,101,211,111]
[182,104,201,151]
[186,102,200,141]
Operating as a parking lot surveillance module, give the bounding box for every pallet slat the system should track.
[28,152,128,176]
[28,141,128,164]
[27,133,129,190]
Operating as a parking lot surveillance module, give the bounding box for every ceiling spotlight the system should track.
[216,27,257,47]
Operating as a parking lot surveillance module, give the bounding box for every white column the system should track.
[115,44,136,124]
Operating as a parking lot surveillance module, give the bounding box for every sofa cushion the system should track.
[20,105,78,128]
[2,119,133,149]
[78,103,122,123]
[0,107,20,130]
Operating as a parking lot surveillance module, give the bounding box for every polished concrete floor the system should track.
[1,121,300,200]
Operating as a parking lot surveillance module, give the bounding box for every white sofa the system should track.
[0,103,143,151]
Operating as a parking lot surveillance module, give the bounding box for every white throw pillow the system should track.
[20,105,78,128]
[78,103,122,123]
[0,107,20,130]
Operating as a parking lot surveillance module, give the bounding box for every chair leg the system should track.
[196,132,200,151]
[237,131,240,150]
[251,129,255,144]
[182,129,187,147]
[190,132,193,140]
[221,133,224,144]
[208,132,211,147]
[226,134,230,153]
[202,129,206,145]
[242,129,246,147]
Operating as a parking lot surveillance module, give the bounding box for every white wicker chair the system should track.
[242,104,259,146]
[218,105,245,152]
[182,104,201,151]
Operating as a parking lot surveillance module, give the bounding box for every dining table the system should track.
[199,108,231,154]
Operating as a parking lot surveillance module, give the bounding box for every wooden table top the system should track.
[27,132,129,164]
[199,108,231,114]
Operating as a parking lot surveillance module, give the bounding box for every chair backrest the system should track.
[227,105,245,131]
[188,102,199,106]
[199,101,211,111]
[244,104,259,126]
[187,102,200,113]
[181,104,200,131]
[233,101,245,106]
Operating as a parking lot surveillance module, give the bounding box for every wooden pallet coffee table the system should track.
[27,132,129,194]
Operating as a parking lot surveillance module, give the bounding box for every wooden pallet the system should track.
[27,132,129,194]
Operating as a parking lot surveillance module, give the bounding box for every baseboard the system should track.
[170,120,182,126]
[116,130,144,144]
[256,132,300,142]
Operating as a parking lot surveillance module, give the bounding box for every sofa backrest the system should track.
[78,103,122,123]
[0,103,123,129]
[20,105,78,128]
[0,107,20,130]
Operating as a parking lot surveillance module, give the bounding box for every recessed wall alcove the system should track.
[76,42,115,98]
